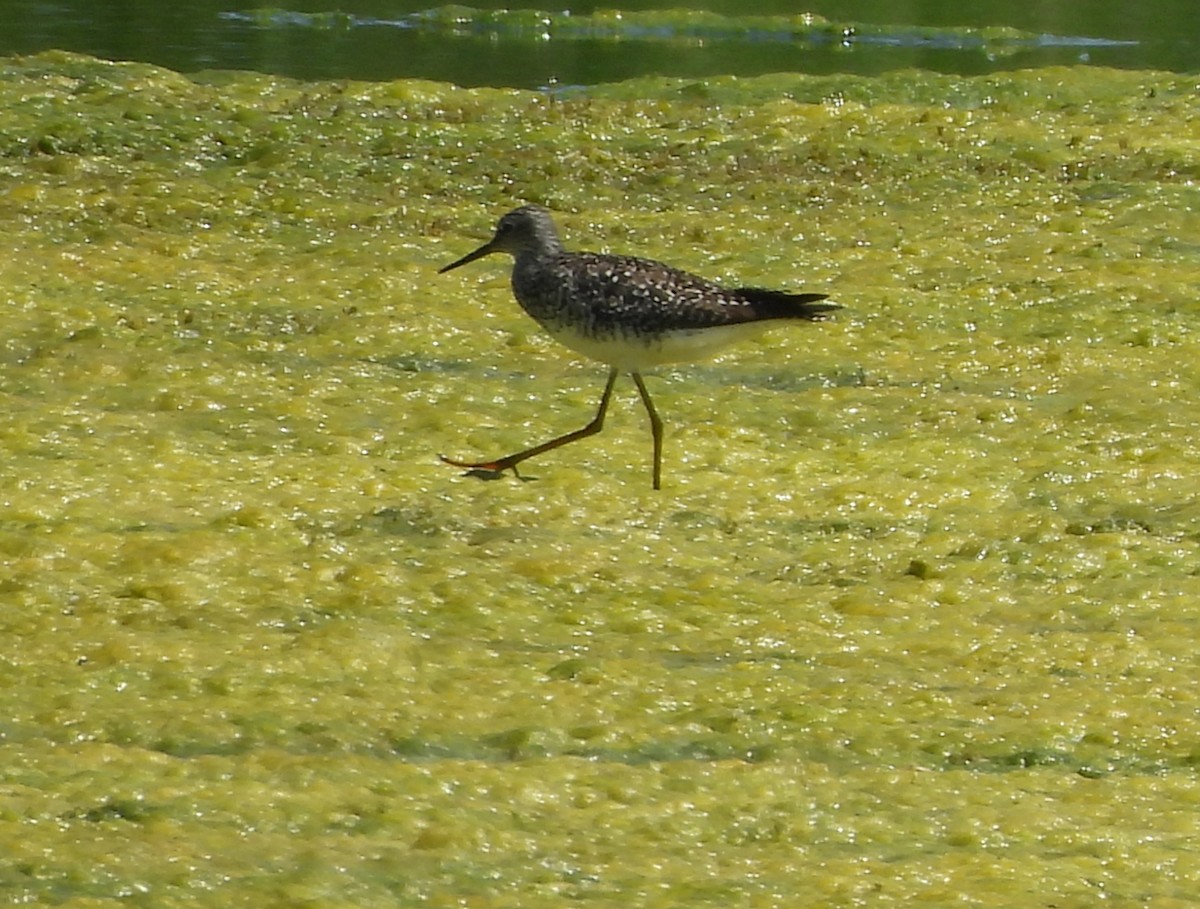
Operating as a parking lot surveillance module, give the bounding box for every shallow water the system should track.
[0,0,1195,84]
[2,52,1200,906]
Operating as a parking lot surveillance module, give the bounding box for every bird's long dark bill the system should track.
[438,241,496,274]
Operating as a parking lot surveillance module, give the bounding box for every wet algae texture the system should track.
[3,50,1200,906]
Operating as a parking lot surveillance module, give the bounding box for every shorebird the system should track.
[438,204,838,489]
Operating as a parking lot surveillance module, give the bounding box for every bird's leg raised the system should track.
[440,368,619,479]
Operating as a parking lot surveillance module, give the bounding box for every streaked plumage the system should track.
[438,204,839,489]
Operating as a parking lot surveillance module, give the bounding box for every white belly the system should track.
[544,322,773,371]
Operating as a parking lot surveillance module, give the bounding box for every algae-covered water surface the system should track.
[2,46,1200,907]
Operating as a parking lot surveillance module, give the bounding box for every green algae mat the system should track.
[2,50,1200,906]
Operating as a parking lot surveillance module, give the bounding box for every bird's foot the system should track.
[438,453,528,482]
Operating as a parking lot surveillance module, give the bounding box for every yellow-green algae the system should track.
[2,49,1200,906]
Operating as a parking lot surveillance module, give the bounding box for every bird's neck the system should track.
[514,242,562,271]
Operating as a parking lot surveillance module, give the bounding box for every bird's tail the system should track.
[734,288,840,321]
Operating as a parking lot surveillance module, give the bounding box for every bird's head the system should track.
[439,205,563,273]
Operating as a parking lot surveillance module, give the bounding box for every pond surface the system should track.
[0,0,1197,85]
[2,47,1200,905]
[3,0,1200,903]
